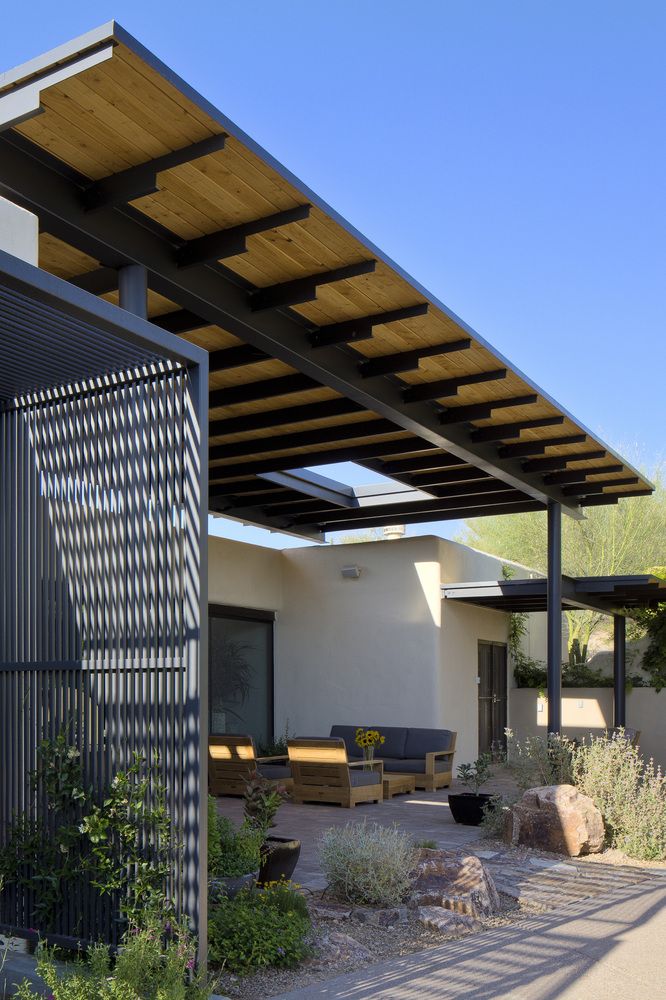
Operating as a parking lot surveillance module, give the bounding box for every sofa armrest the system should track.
[349,759,384,780]
[256,754,289,763]
[425,749,455,776]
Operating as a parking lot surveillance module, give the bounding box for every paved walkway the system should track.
[271,879,666,999]
[217,771,518,890]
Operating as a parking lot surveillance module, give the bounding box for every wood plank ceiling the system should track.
[0,22,653,539]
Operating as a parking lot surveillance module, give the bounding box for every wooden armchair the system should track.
[287,737,383,808]
[208,734,292,796]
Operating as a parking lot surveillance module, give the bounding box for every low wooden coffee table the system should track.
[382,772,416,799]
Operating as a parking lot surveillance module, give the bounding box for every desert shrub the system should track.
[506,729,575,790]
[572,733,666,860]
[208,810,263,878]
[319,821,416,907]
[208,881,310,972]
[13,919,207,999]
[480,794,516,838]
[414,838,438,849]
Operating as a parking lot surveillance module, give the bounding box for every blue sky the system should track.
[3,2,664,550]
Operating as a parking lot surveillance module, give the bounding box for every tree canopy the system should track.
[456,462,666,653]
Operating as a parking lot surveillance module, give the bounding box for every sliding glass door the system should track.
[208,605,274,750]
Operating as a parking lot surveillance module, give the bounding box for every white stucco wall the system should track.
[208,535,283,611]
[0,196,38,265]
[275,536,444,738]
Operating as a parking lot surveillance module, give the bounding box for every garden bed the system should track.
[211,887,528,1000]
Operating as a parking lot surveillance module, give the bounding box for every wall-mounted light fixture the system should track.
[341,564,361,579]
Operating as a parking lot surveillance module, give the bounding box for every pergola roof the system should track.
[0,21,653,539]
[443,575,666,615]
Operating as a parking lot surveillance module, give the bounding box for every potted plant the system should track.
[243,776,301,884]
[448,754,494,826]
[208,797,263,900]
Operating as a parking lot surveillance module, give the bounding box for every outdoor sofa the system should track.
[208,734,292,796]
[287,737,383,808]
[330,725,457,791]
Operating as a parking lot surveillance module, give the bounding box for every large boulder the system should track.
[410,849,500,916]
[508,784,604,857]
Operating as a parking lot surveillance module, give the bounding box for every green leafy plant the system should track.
[208,810,262,878]
[258,720,293,758]
[480,794,515,838]
[0,736,175,933]
[456,754,493,794]
[319,821,416,907]
[13,918,208,999]
[208,881,311,973]
[243,775,288,833]
[80,752,175,924]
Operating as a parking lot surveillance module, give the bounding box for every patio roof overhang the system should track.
[442,574,666,616]
[0,21,654,540]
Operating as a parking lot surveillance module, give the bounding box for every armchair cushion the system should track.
[349,769,381,787]
[257,763,291,781]
[404,728,454,758]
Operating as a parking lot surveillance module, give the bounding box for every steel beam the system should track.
[208,417,394,461]
[613,615,626,728]
[522,450,606,473]
[176,204,310,268]
[543,464,623,485]
[209,373,317,409]
[409,467,493,488]
[375,453,466,475]
[472,416,564,443]
[0,132,587,516]
[69,267,118,295]
[439,394,538,425]
[402,368,507,404]
[308,303,429,348]
[547,500,562,735]
[249,260,376,311]
[208,344,268,373]
[312,498,546,533]
[151,309,211,335]
[210,438,432,478]
[358,338,471,378]
[209,397,360,437]
[498,434,587,459]
[82,135,227,211]
[562,477,639,496]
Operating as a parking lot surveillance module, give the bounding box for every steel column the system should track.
[547,500,562,734]
[613,614,626,727]
[118,264,148,319]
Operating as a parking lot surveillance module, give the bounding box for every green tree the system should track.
[456,463,666,656]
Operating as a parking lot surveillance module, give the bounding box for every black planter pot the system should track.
[258,836,301,884]
[447,792,493,826]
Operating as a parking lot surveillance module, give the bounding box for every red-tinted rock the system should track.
[410,849,500,916]
[509,784,604,857]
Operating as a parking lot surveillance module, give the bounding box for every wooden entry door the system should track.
[478,641,508,756]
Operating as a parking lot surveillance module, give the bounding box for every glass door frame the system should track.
[208,603,276,744]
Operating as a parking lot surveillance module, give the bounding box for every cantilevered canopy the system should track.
[443,575,666,615]
[0,21,653,539]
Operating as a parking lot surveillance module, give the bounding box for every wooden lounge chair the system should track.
[208,734,292,796]
[287,737,383,808]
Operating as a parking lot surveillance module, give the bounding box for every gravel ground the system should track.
[210,889,537,1000]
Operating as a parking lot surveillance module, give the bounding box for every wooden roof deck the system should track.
[0,22,652,538]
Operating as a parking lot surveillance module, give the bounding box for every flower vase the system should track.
[363,746,375,771]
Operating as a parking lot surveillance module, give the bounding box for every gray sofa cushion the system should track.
[330,725,362,759]
[404,728,454,758]
[349,768,381,787]
[369,726,408,759]
[257,763,291,781]
[382,757,453,775]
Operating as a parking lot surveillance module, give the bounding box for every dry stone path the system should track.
[472,847,665,909]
